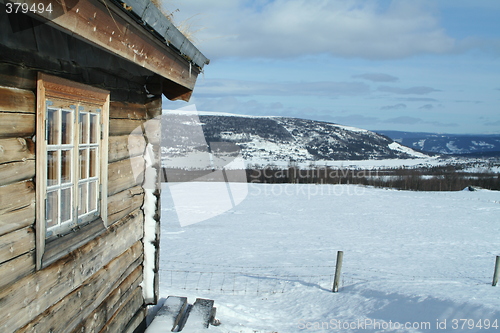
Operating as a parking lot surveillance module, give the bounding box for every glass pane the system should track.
[79,112,88,144]
[47,150,59,186]
[78,183,88,216]
[46,190,58,229]
[61,150,72,183]
[89,181,97,212]
[61,110,73,145]
[47,108,59,145]
[60,187,72,223]
[89,148,97,178]
[90,113,99,144]
[79,149,88,180]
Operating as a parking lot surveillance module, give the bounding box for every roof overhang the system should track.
[19,0,208,101]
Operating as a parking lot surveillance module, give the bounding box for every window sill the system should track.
[41,218,106,269]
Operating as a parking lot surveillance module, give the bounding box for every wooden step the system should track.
[180,298,215,331]
[145,296,187,332]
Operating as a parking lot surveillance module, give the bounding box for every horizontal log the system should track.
[42,218,106,268]
[20,242,143,333]
[0,252,34,289]
[0,209,144,331]
[109,118,145,136]
[0,180,35,215]
[146,98,162,119]
[123,308,147,333]
[0,137,35,164]
[0,159,35,186]
[71,265,143,333]
[98,285,144,333]
[108,134,146,163]
[0,63,37,91]
[108,156,145,196]
[0,226,35,264]
[0,112,35,138]
[107,185,144,225]
[0,86,36,113]
[109,101,148,120]
[0,201,35,237]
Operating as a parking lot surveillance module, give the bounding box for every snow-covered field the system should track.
[159,183,500,332]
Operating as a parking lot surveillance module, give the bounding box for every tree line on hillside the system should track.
[162,165,500,191]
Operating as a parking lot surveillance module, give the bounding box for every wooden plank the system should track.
[145,296,187,332]
[19,243,143,333]
[0,137,35,164]
[0,113,35,138]
[70,268,143,333]
[27,0,199,95]
[107,185,145,225]
[0,159,35,186]
[122,308,147,333]
[0,86,35,113]
[0,180,35,215]
[0,63,37,91]
[0,227,35,264]
[0,252,34,290]
[0,209,144,331]
[39,73,110,105]
[42,219,106,268]
[109,101,148,120]
[146,98,162,119]
[0,202,35,237]
[98,286,144,333]
[108,134,146,163]
[109,118,145,136]
[182,298,215,330]
[108,155,145,196]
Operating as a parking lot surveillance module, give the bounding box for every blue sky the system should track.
[162,0,500,134]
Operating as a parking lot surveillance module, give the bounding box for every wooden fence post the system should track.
[493,256,500,287]
[332,251,343,293]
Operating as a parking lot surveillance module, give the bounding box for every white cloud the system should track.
[195,79,370,97]
[169,0,457,59]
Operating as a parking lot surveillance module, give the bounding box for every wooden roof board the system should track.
[10,0,207,101]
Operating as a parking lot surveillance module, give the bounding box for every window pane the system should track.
[79,112,88,144]
[61,150,72,183]
[89,181,98,212]
[60,187,72,223]
[46,190,58,228]
[47,108,59,145]
[78,183,88,216]
[90,113,99,144]
[47,150,59,186]
[79,149,88,179]
[61,110,73,145]
[89,148,97,178]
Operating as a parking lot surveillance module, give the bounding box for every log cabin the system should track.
[0,0,208,331]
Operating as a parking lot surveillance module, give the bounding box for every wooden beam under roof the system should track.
[15,0,202,101]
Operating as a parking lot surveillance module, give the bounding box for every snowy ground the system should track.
[158,183,500,332]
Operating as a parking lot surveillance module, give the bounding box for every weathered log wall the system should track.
[0,61,160,332]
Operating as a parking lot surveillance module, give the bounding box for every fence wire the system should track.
[160,260,494,295]
[160,267,335,294]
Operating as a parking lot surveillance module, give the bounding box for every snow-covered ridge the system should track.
[161,112,430,169]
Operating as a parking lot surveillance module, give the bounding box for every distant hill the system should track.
[376,130,500,156]
[161,112,429,168]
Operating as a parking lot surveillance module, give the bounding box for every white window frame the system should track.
[36,73,109,269]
